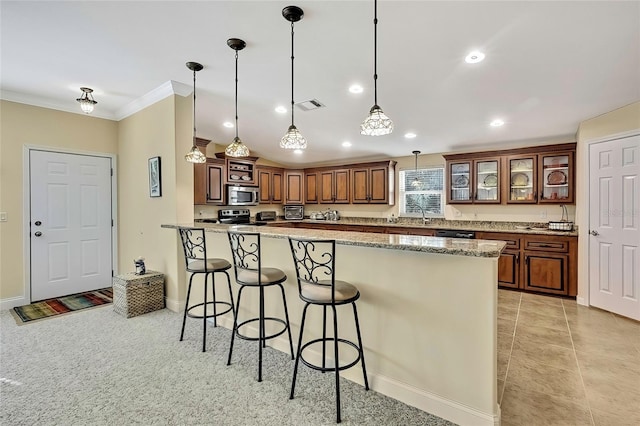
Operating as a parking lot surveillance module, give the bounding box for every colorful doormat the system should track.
[11,288,113,324]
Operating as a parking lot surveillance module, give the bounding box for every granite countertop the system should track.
[162,223,507,258]
[262,217,579,237]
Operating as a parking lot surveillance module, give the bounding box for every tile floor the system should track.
[497,289,640,426]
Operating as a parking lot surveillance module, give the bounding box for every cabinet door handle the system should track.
[536,244,555,248]
[525,255,529,265]
[516,254,520,264]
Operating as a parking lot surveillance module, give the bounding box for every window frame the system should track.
[398,165,445,218]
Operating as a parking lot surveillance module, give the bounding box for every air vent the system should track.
[295,99,325,111]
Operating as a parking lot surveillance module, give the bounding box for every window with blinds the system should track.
[399,167,445,216]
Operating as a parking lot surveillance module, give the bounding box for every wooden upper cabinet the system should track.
[284,170,304,204]
[351,161,396,205]
[445,143,576,205]
[304,172,318,204]
[194,157,225,205]
[225,157,257,185]
[257,166,283,204]
[446,157,501,204]
[318,169,350,204]
[538,150,574,204]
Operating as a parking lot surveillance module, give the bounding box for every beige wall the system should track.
[117,95,193,311]
[0,100,118,302]
[575,101,640,303]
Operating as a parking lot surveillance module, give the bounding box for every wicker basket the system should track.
[548,221,574,231]
[113,271,165,318]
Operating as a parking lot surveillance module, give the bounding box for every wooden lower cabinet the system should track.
[477,231,577,296]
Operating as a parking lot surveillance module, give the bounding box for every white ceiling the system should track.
[2,1,639,166]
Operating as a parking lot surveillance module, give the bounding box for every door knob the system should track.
[34,220,42,226]
[34,231,43,237]
[590,230,599,236]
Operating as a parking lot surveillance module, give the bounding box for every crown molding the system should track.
[1,80,192,122]
[114,80,191,121]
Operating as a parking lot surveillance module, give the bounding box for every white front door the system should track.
[30,150,113,301]
[589,135,640,320]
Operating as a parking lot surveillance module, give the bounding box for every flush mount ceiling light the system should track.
[184,62,206,164]
[349,84,364,94]
[361,0,393,136]
[76,87,97,114]
[275,105,287,114]
[223,121,234,128]
[411,150,421,188]
[404,132,417,139]
[280,5,307,150]
[225,38,250,158]
[490,119,505,127]
[465,50,485,64]
[342,141,352,147]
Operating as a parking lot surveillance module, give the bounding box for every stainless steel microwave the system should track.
[227,185,259,206]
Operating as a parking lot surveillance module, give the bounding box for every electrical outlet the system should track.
[0,212,7,222]
[540,210,547,219]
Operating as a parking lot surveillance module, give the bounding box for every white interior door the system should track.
[589,135,640,320]
[30,150,113,301]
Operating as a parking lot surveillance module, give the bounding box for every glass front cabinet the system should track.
[538,151,574,203]
[445,143,576,206]
[447,158,501,204]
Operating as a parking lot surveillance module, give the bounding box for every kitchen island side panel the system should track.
[197,230,499,426]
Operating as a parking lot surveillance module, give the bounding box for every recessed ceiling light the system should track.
[223,121,234,128]
[404,132,417,139]
[294,149,303,154]
[275,105,287,114]
[490,119,505,127]
[342,141,352,147]
[465,51,485,64]
[349,84,363,94]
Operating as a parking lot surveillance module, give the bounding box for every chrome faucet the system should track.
[415,204,431,225]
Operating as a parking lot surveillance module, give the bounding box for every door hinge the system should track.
[111,168,113,176]
[111,219,114,226]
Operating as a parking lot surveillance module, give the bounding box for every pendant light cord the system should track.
[373,0,378,106]
[290,20,295,127]
[235,50,239,139]
[192,69,197,139]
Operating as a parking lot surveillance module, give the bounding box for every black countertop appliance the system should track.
[435,229,476,239]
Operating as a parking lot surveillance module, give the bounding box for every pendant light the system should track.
[280,6,307,150]
[225,38,250,158]
[185,62,206,164]
[76,87,97,114]
[360,0,393,136]
[411,150,421,188]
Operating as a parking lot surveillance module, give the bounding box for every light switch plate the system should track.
[0,212,7,222]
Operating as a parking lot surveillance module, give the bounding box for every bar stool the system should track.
[178,227,235,352]
[226,231,295,382]
[288,237,369,424]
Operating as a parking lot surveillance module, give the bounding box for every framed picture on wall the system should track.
[148,156,162,197]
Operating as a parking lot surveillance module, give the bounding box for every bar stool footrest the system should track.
[186,301,233,319]
[299,337,362,372]
[235,317,289,342]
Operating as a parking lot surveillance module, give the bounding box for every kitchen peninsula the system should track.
[162,222,506,426]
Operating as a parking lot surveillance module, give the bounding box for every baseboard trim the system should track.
[213,317,499,426]
[165,297,183,313]
[0,296,29,311]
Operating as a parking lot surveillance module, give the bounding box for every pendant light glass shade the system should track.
[185,145,206,163]
[280,6,306,150]
[185,62,206,164]
[76,87,97,114]
[225,136,250,157]
[361,0,393,136]
[280,125,307,150]
[225,38,250,158]
[361,105,394,136]
[411,150,421,188]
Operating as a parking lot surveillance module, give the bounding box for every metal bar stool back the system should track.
[227,231,295,382]
[178,227,234,352]
[288,237,369,423]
